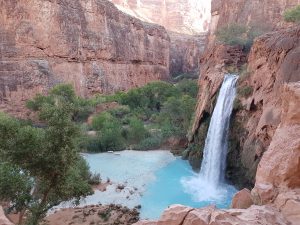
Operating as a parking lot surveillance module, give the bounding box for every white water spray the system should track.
[182,74,238,201]
[199,74,238,187]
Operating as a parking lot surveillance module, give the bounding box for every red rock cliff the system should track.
[208,0,300,46]
[0,0,170,118]
[109,0,211,35]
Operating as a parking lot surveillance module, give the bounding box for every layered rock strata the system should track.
[109,0,211,35]
[0,0,170,118]
[169,32,206,77]
[208,0,300,46]
[134,204,289,225]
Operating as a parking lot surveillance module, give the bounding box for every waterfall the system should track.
[181,74,238,201]
[199,74,238,187]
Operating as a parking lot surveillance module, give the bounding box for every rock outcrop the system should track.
[0,206,13,225]
[188,22,300,225]
[109,0,208,77]
[134,204,289,225]
[45,204,139,225]
[169,32,206,77]
[109,0,211,35]
[208,0,300,46]
[186,45,246,170]
[0,0,170,118]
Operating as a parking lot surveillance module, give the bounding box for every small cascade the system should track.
[199,74,238,187]
[181,74,238,201]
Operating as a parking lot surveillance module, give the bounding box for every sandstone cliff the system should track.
[209,0,300,46]
[109,0,208,77]
[136,25,300,224]
[169,32,206,77]
[109,0,211,35]
[0,0,170,118]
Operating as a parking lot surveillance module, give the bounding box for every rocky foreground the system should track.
[45,204,139,225]
[134,204,289,225]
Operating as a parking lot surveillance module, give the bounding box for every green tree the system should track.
[0,87,92,225]
[215,23,265,50]
[176,79,199,98]
[159,95,196,138]
[284,5,300,23]
[127,117,148,144]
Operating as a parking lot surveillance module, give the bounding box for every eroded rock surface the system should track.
[134,204,289,225]
[0,206,13,225]
[208,0,300,46]
[0,0,170,118]
[45,204,139,225]
[109,0,211,35]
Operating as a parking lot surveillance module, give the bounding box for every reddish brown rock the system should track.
[208,0,300,46]
[0,0,170,119]
[231,188,253,209]
[169,32,206,77]
[45,204,139,225]
[274,190,300,225]
[134,204,289,225]
[0,206,13,225]
[190,44,246,140]
[253,82,300,204]
[157,205,193,225]
[109,0,211,35]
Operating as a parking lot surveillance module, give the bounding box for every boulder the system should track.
[231,188,253,209]
[134,205,289,225]
[0,206,13,225]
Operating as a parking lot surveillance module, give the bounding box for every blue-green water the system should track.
[79,150,236,219]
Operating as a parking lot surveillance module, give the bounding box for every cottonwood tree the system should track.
[0,85,93,225]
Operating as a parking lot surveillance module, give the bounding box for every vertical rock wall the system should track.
[0,0,170,118]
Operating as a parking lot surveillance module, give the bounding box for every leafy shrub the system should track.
[134,134,162,150]
[107,105,130,119]
[92,112,114,131]
[88,172,101,185]
[284,5,300,23]
[176,79,199,98]
[127,117,148,144]
[78,135,101,152]
[216,23,265,50]
[238,86,253,97]
[98,120,125,152]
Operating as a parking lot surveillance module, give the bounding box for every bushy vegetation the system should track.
[0,85,93,225]
[78,79,199,152]
[215,23,266,51]
[284,5,300,23]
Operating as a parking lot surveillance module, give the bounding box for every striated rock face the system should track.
[109,0,211,35]
[109,0,209,77]
[169,32,206,77]
[190,25,300,188]
[188,24,300,225]
[134,204,289,225]
[208,0,300,46]
[0,0,170,118]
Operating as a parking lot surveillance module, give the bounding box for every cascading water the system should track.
[182,74,238,202]
[199,74,238,187]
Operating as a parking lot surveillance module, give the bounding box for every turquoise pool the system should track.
[80,150,236,219]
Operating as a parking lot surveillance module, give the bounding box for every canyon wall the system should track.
[208,0,300,46]
[169,32,206,77]
[109,0,209,77]
[189,0,300,187]
[140,22,300,225]
[109,0,211,35]
[0,0,170,118]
